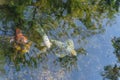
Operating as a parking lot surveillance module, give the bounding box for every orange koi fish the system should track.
[15,28,28,44]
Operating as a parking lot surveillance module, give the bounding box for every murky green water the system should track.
[0,0,120,80]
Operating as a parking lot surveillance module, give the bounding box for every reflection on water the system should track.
[0,0,120,80]
[0,53,5,76]
[112,37,120,62]
[54,56,78,72]
[102,64,120,80]
[0,0,7,5]
[102,36,120,80]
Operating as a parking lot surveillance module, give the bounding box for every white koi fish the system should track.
[43,34,52,48]
[35,26,77,57]
[36,26,52,49]
[51,39,77,57]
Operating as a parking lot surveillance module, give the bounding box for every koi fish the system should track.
[35,26,76,57]
[15,28,28,44]
[51,39,77,57]
[43,34,52,48]
[10,28,32,54]
[35,26,52,48]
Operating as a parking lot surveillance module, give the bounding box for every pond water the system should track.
[0,13,119,80]
[0,0,120,80]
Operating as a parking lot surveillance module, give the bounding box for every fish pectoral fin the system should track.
[71,50,77,56]
[66,47,77,56]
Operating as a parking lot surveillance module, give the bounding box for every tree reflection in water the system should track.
[54,56,78,72]
[112,37,120,62]
[102,64,120,80]
[0,0,119,79]
[102,37,120,80]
